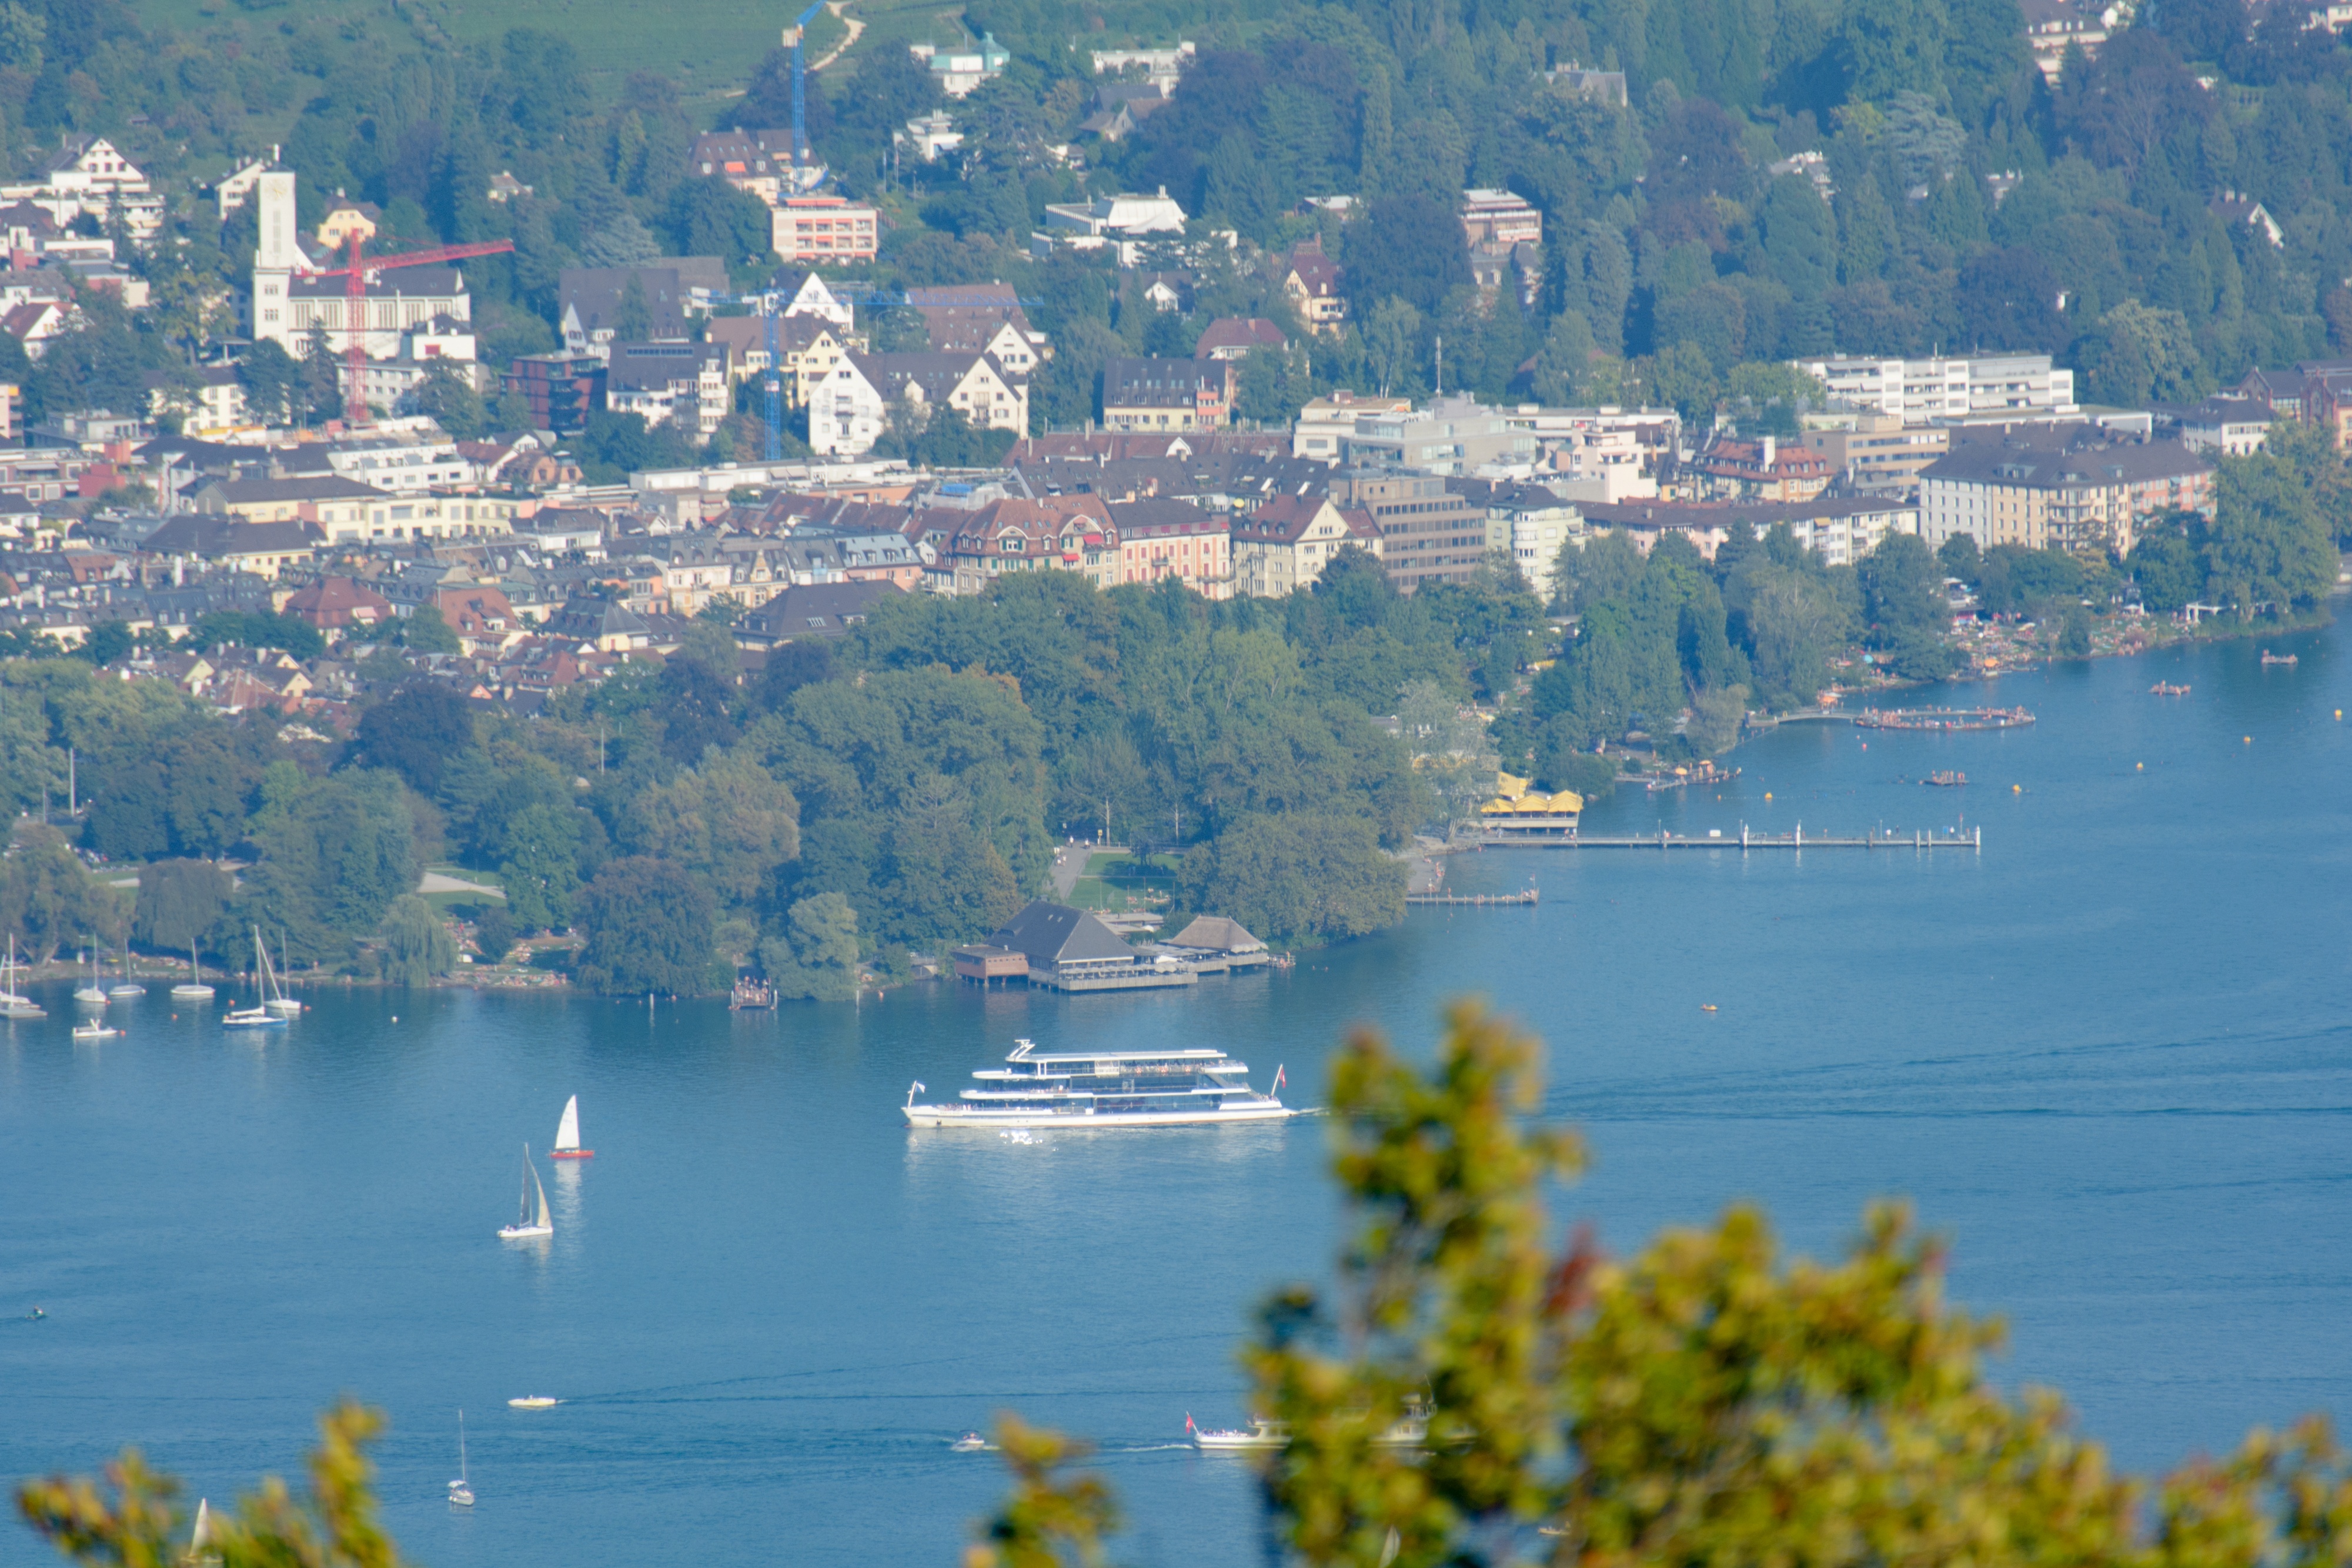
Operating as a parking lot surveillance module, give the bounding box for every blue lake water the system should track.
[2,619,2348,1568]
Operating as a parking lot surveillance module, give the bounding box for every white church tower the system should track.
[250,169,306,350]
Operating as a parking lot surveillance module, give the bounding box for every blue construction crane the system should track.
[782,1,827,188]
[711,290,789,463]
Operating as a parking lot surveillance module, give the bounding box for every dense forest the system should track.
[16,0,2352,448]
[0,560,1555,987]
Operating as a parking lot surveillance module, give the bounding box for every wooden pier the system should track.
[1405,889,1541,905]
[1472,825,1982,851]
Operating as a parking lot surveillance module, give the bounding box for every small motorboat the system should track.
[1700,1004,1718,1013]
[1922,771,1967,787]
[498,1145,554,1240]
[2150,682,2190,696]
[71,1022,119,1041]
[950,1432,990,1452]
[507,1396,559,1410]
[108,985,145,999]
[1187,1414,1289,1451]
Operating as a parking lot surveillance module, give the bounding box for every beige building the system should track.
[774,195,878,264]
[1230,494,1381,597]
[1804,413,1950,496]
[1918,424,2213,557]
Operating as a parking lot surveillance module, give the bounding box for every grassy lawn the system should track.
[1066,852,1179,913]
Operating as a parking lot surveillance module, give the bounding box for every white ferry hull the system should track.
[904,1102,1298,1129]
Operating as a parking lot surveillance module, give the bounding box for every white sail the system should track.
[532,1162,552,1231]
[554,1095,581,1152]
[191,1498,213,1552]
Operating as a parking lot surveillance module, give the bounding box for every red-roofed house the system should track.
[435,585,522,645]
[282,575,395,633]
[1193,317,1287,361]
[1692,434,1833,504]
[1281,238,1346,333]
[2,299,69,359]
[1231,494,1382,597]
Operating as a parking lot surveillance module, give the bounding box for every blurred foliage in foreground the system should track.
[19,1004,2352,1568]
[963,999,2352,1568]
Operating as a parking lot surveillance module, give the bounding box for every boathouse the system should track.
[956,901,1198,992]
[1157,916,1273,972]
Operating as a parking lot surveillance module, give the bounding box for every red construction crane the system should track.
[309,234,516,427]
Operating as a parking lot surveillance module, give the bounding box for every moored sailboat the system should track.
[223,928,287,1029]
[262,933,302,1017]
[497,1145,554,1239]
[170,939,213,1000]
[73,951,107,1007]
[448,1411,475,1506]
[1,938,45,1019]
[550,1094,593,1159]
[109,941,143,999]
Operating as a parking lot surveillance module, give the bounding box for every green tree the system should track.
[630,748,800,910]
[1177,814,1404,945]
[399,606,462,655]
[759,891,860,1001]
[19,1400,413,1568]
[75,622,132,667]
[576,855,716,994]
[2127,514,2204,612]
[0,823,125,960]
[377,894,455,986]
[132,857,230,954]
[1857,531,1947,641]
[408,362,489,439]
[2207,447,2337,615]
[498,803,590,932]
[353,683,475,793]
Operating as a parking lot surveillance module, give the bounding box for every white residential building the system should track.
[1090,42,1194,88]
[0,135,164,239]
[1796,353,2078,425]
[808,357,890,456]
[326,434,476,494]
[909,33,1008,96]
[782,271,855,330]
[1035,190,1187,265]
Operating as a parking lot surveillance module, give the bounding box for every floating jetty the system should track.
[1405,889,1540,906]
[1487,825,1982,851]
[1853,706,2034,731]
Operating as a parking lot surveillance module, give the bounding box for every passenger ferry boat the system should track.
[902,1039,1297,1128]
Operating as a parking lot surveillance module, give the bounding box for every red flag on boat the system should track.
[1185,1413,1195,1433]
[1273,1065,1286,1092]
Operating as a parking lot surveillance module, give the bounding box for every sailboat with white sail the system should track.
[1,937,45,1019]
[223,928,287,1030]
[170,939,213,1000]
[73,950,107,1007]
[109,941,143,999]
[550,1095,594,1159]
[497,1145,553,1240]
[263,934,302,1017]
[448,1411,475,1506]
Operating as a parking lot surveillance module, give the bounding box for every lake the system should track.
[3,618,2348,1568]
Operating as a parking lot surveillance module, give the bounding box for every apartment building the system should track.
[773,195,879,264]
[1327,470,1506,592]
[1803,413,1950,495]
[1918,424,2213,556]
[1796,353,2077,424]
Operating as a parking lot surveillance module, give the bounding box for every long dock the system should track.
[1405,889,1540,905]
[1470,826,1982,851]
